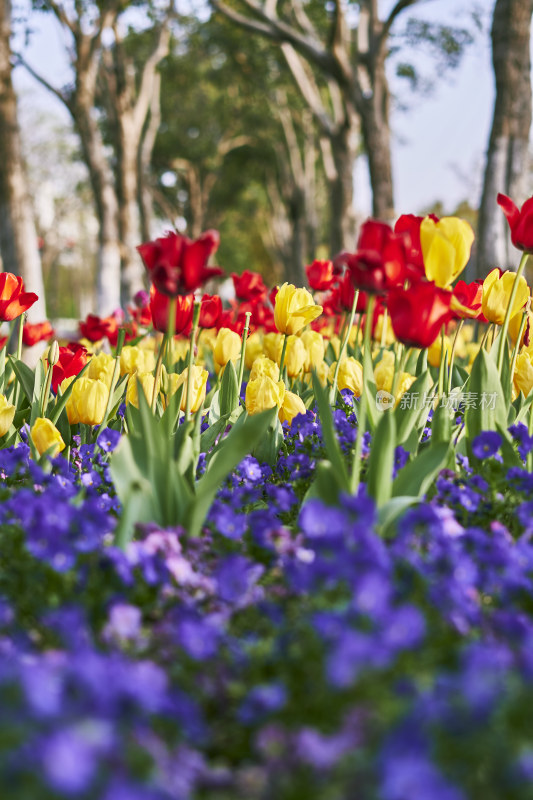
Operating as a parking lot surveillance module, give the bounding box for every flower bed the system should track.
[1,196,533,798]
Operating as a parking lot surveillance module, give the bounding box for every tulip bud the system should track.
[167,365,208,412]
[0,394,15,437]
[278,390,306,425]
[214,327,241,368]
[48,340,60,367]
[31,417,65,457]
[274,282,323,335]
[245,375,286,415]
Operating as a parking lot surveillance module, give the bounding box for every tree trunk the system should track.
[476,0,533,276]
[328,119,358,254]
[74,97,122,315]
[117,128,145,304]
[0,0,46,321]
[138,72,162,243]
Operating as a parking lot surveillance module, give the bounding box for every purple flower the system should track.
[238,683,287,723]
[471,431,502,459]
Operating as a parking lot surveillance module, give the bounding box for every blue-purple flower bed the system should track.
[2,396,533,800]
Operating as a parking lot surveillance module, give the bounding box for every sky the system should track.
[12,0,499,219]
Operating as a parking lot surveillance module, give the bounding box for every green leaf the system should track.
[393,370,432,448]
[190,409,273,537]
[30,359,45,425]
[464,348,507,451]
[363,344,381,432]
[378,495,419,536]
[311,370,350,492]
[200,414,230,453]
[392,441,449,498]
[365,411,396,506]
[219,360,239,416]
[8,356,36,404]
[303,460,344,505]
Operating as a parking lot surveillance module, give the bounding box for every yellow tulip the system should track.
[31,417,65,457]
[71,377,109,426]
[274,283,323,335]
[301,330,325,372]
[304,361,329,388]
[421,216,475,288]
[88,352,115,388]
[279,390,306,424]
[263,332,283,363]
[120,346,155,376]
[508,309,532,348]
[126,371,160,408]
[328,357,363,396]
[245,375,285,415]
[284,335,306,378]
[214,327,241,368]
[245,331,263,369]
[167,366,208,413]
[0,394,15,437]
[482,268,530,325]
[374,351,395,393]
[513,351,533,399]
[428,334,452,368]
[250,356,279,382]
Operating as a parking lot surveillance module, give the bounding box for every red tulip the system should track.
[0,273,38,321]
[394,213,438,281]
[498,193,533,252]
[387,282,452,348]
[149,286,194,335]
[337,219,407,295]
[231,270,268,302]
[52,345,88,393]
[79,313,119,343]
[451,280,485,321]
[306,260,335,291]
[23,321,55,347]
[107,321,139,347]
[199,293,222,328]
[138,230,222,296]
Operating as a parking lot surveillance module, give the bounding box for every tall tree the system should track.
[211,0,421,236]
[0,0,46,320]
[99,9,172,301]
[476,0,533,274]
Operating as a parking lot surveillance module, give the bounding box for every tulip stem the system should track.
[330,290,359,404]
[510,306,529,387]
[497,251,529,373]
[185,301,201,421]
[380,307,388,350]
[447,319,464,395]
[165,295,177,373]
[479,324,492,351]
[99,328,126,435]
[437,325,446,400]
[351,294,375,493]
[152,337,167,413]
[278,334,288,379]
[41,362,54,418]
[391,344,409,400]
[13,314,24,408]
[237,312,252,400]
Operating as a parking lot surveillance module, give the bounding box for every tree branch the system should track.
[15,55,70,110]
[379,0,420,51]
[280,43,334,135]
